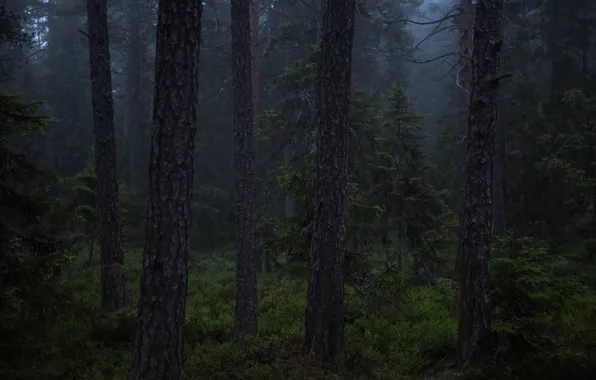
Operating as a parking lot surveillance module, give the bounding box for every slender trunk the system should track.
[85,0,128,312]
[549,0,565,102]
[250,0,263,275]
[232,0,258,341]
[304,0,356,360]
[283,4,295,218]
[129,1,202,378]
[126,0,144,193]
[492,16,506,243]
[456,0,473,277]
[457,0,505,369]
[492,115,506,238]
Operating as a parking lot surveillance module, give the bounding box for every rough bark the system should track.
[250,0,260,124]
[86,0,128,313]
[492,111,506,239]
[457,0,505,369]
[128,1,202,379]
[232,0,258,340]
[455,0,473,276]
[492,25,506,248]
[125,0,144,193]
[250,0,263,274]
[304,0,355,360]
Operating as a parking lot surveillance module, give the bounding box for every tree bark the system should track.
[125,0,144,193]
[86,0,128,313]
[304,0,355,360]
[250,0,260,124]
[232,0,258,340]
[457,0,505,369]
[492,112,506,238]
[250,0,263,275]
[129,1,202,378]
[455,0,473,277]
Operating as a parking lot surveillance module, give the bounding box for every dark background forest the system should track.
[2,0,596,379]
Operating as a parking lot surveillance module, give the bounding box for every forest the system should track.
[1,0,596,379]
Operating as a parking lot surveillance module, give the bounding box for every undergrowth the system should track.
[2,242,596,379]
[0,247,459,380]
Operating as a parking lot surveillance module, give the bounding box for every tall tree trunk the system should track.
[85,0,128,313]
[455,0,473,276]
[304,0,356,360]
[250,0,263,274]
[492,34,506,249]
[232,0,258,340]
[250,0,260,123]
[283,5,295,218]
[125,0,144,193]
[457,0,505,369]
[129,1,202,378]
[492,112,506,238]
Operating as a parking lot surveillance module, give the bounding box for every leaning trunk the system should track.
[304,0,356,360]
[85,0,128,312]
[457,0,505,369]
[129,1,202,378]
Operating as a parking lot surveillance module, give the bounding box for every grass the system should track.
[0,246,460,380]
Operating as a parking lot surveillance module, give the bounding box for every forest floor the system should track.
[4,246,462,380]
[5,245,596,380]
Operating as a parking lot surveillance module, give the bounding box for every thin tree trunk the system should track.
[492,114,506,238]
[456,0,473,277]
[457,0,505,369]
[232,0,258,341]
[283,5,295,218]
[304,0,356,360]
[129,1,202,378]
[125,0,144,193]
[250,0,263,275]
[85,0,128,313]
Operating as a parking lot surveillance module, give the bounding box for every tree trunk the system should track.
[128,1,202,378]
[304,0,356,360]
[250,0,260,123]
[85,0,128,313]
[232,0,258,341]
[457,0,505,369]
[250,0,263,275]
[283,5,295,219]
[455,0,473,277]
[492,114,506,238]
[125,0,144,193]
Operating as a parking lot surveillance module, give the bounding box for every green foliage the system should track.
[0,89,71,375]
[0,247,461,380]
[260,80,452,280]
[462,233,596,379]
[492,234,595,352]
